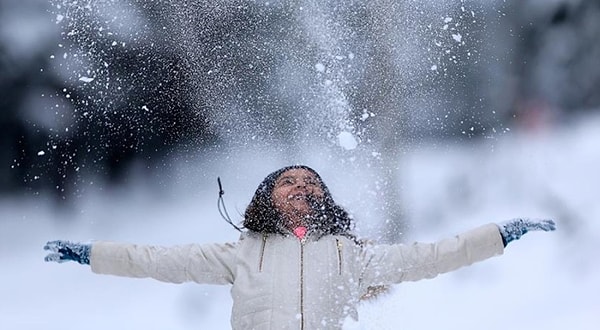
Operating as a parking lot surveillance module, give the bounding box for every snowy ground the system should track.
[1,114,599,330]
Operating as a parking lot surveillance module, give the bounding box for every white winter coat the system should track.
[90,223,504,329]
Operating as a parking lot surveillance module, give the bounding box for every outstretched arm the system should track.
[361,223,505,286]
[497,218,556,246]
[361,219,556,287]
[44,240,238,285]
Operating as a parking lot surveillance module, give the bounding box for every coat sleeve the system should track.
[90,241,237,285]
[360,223,504,287]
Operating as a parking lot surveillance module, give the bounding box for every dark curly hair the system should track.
[243,165,356,240]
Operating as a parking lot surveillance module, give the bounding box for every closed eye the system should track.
[305,179,319,186]
[276,177,295,186]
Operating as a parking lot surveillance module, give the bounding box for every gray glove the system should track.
[498,218,556,246]
[44,240,91,265]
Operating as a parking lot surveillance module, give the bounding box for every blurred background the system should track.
[1,0,599,329]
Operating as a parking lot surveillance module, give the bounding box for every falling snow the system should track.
[3,0,598,328]
[337,131,358,150]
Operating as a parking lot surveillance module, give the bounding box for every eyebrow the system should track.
[276,174,318,184]
[275,175,295,183]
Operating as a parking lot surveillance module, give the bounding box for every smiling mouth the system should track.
[288,193,308,201]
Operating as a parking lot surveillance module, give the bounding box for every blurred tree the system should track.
[0,0,214,201]
[501,0,600,126]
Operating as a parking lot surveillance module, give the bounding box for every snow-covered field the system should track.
[1,114,598,330]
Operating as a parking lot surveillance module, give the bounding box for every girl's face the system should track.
[271,168,325,225]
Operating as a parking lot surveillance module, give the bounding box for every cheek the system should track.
[311,187,325,197]
[271,190,288,206]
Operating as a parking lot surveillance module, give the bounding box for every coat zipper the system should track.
[258,234,267,272]
[335,238,343,275]
[299,238,341,329]
[299,239,305,330]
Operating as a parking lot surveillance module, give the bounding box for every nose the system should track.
[296,180,307,189]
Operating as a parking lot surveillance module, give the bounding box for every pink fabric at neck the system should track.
[293,226,307,240]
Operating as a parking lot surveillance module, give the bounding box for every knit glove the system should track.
[44,240,91,265]
[497,218,556,247]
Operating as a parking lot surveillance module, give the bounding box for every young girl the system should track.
[44,165,555,329]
